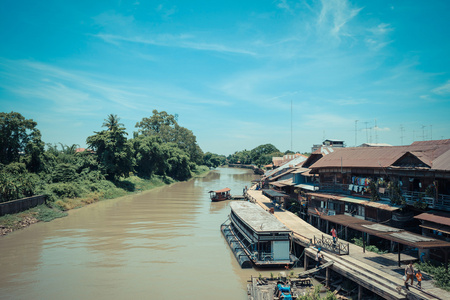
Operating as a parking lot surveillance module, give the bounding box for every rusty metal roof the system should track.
[414,211,450,227]
[308,192,400,211]
[309,141,450,171]
[320,214,450,249]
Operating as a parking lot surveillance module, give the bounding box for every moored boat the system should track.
[209,187,231,202]
[221,201,297,268]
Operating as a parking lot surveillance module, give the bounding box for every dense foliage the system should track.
[415,262,450,291]
[227,143,283,166]
[0,111,217,205]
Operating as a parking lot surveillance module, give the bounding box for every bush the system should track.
[352,237,387,254]
[415,262,450,291]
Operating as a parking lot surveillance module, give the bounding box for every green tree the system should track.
[203,152,226,168]
[135,110,203,164]
[133,135,164,178]
[250,144,280,166]
[87,114,135,180]
[0,112,45,172]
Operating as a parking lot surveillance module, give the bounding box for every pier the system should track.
[246,189,448,300]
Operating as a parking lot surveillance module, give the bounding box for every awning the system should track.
[414,211,450,227]
[262,189,287,198]
[419,224,450,235]
[294,184,319,191]
[209,188,230,193]
[320,214,450,249]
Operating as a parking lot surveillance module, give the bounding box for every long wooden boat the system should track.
[209,188,231,202]
[221,201,297,268]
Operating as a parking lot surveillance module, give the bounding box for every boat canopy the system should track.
[210,188,231,194]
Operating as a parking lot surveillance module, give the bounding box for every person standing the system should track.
[331,227,337,244]
[404,261,414,289]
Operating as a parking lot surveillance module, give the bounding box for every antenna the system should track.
[355,120,358,146]
[364,121,369,143]
[291,99,293,151]
[430,125,432,140]
[374,119,378,144]
[421,125,426,141]
[400,124,405,145]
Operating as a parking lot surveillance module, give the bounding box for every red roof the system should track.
[210,188,230,193]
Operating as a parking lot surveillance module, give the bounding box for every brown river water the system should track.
[0,167,286,300]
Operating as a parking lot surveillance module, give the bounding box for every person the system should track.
[316,248,323,268]
[404,261,414,289]
[416,269,423,289]
[331,227,337,244]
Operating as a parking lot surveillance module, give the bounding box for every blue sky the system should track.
[1,0,449,155]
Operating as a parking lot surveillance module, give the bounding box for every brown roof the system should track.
[414,211,450,227]
[309,140,450,171]
[321,214,450,249]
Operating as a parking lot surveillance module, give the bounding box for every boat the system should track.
[221,201,297,268]
[209,188,231,202]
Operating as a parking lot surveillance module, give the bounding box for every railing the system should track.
[314,234,349,255]
[319,183,350,194]
[403,191,450,210]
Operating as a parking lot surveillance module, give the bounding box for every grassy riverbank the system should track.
[0,166,211,236]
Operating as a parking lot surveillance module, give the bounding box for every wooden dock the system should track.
[246,189,448,300]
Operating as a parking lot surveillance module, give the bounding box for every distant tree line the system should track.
[227,144,289,167]
[0,111,225,203]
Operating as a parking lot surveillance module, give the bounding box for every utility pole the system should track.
[355,120,359,146]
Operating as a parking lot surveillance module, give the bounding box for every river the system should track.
[0,167,282,300]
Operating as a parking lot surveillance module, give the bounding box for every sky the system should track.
[1,0,449,156]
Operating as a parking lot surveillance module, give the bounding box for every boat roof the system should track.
[230,201,291,234]
[209,187,230,193]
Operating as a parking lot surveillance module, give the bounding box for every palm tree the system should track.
[102,114,123,132]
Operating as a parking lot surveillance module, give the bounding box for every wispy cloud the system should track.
[432,80,450,95]
[95,33,257,56]
[317,0,362,38]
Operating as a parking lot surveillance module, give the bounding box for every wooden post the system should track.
[326,266,330,287]
[304,251,308,271]
[398,243,401,267]
[362,232,365,253]
[345,226,348,241]
[326,220,329,235]
[358,284,363,300]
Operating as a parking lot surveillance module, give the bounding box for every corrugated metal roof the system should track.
[310,141,450,170]
[264,155,307,177]
[320,214,450,249]
[414,211,450,227]
[230,201,290,233]
[308,193,400,211]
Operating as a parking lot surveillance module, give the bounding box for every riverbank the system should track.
[0,166,211,236]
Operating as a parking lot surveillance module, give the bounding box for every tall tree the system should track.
[87,114,135,180]
[0,112,44,171]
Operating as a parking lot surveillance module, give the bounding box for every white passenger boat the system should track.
[221,201,297,268]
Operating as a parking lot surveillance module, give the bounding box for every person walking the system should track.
[404,261,414,289]
[416,269,423,289]
[316,248,323,268]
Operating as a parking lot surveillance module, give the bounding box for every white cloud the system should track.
[432,80,450,95]
[317,0,362,38]
[95,33,256,56]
